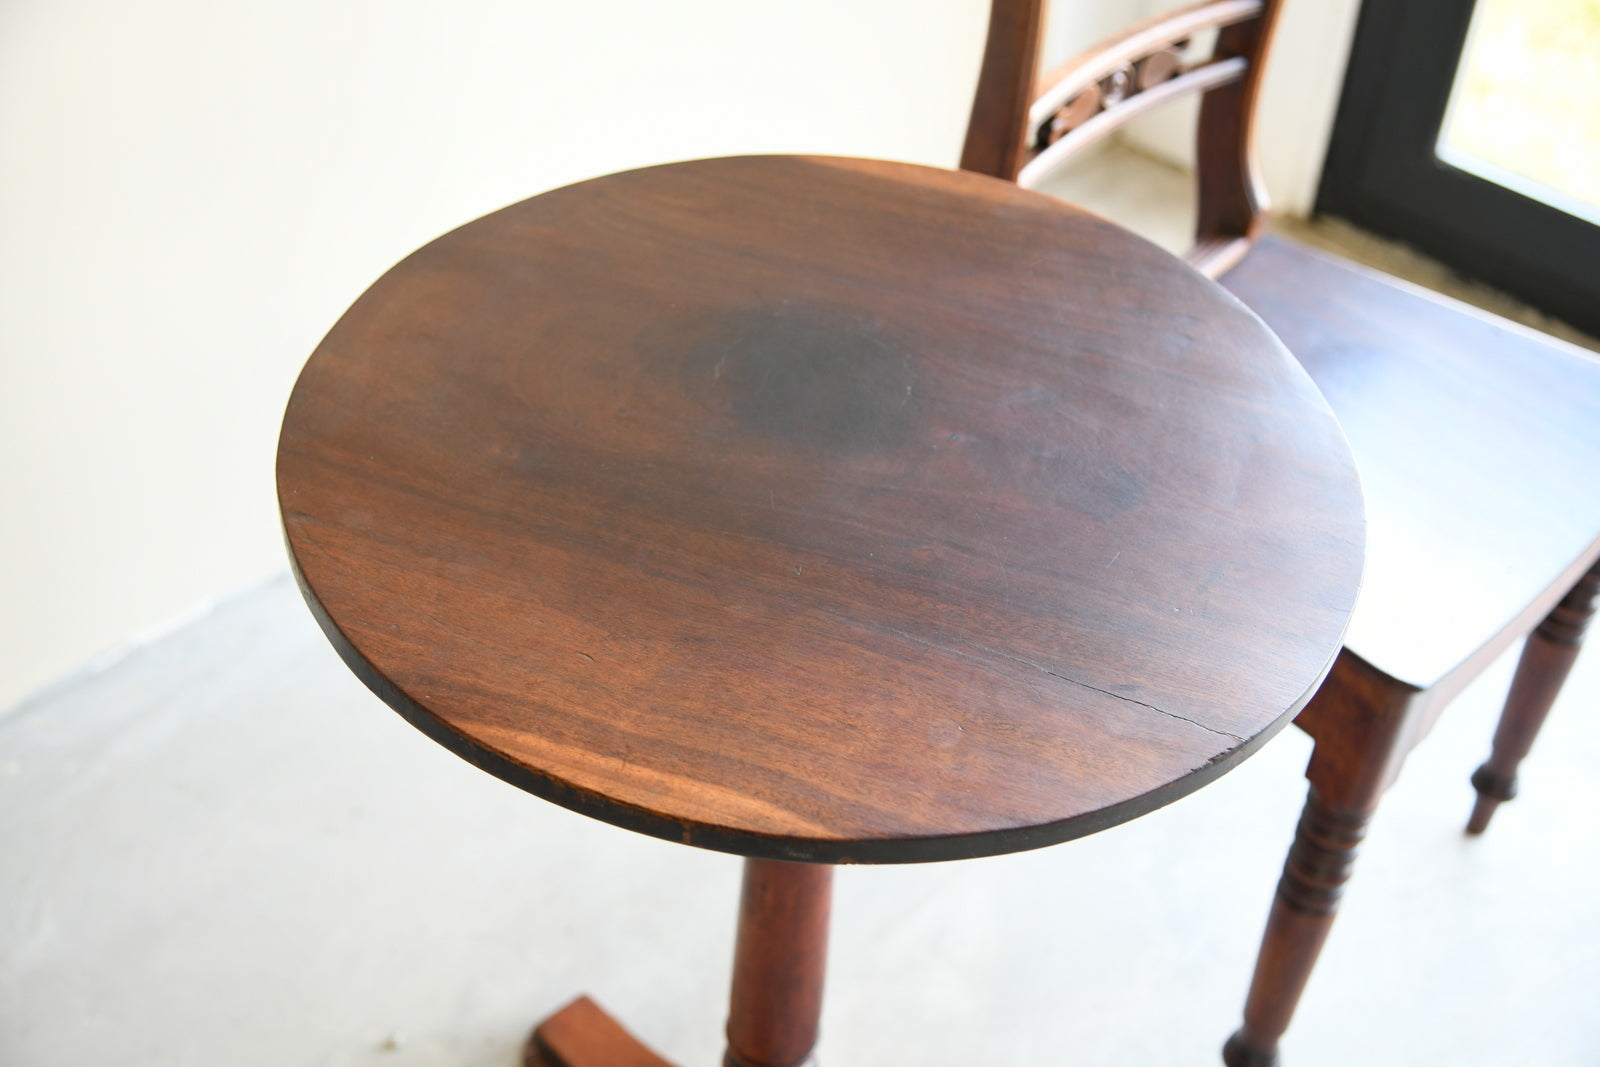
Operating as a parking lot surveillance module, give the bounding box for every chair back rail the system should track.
[961,0,1285,278]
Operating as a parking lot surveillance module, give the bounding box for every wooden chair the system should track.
[960,1,1600,1063]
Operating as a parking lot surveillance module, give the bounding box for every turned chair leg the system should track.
[1222,788,1370,1067]
[1224,651,1414,1067]
[1468,562,1600,834]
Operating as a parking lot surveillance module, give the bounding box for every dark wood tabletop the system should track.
[277,155,1364,864]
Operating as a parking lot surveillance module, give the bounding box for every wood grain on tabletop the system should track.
[276,155,1364,863]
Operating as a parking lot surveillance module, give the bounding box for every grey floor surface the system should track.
[4,572,1599,1066]
[5,148,1600,1065]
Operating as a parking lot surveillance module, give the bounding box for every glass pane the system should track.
[1438,0,1600,222]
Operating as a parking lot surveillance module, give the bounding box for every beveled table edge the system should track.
[286,526,1337,864]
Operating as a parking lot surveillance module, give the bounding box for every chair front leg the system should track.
[1468,560,1600,834]
[1223,653,1419,1067]
[1222,788,1369,1067]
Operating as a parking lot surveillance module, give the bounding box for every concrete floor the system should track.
[5,148,1600,1066]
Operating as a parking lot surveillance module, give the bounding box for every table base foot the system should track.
[525,995,679,1067]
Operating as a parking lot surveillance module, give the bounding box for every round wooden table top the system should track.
[278,156,1364,864]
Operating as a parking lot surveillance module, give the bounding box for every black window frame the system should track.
[1317,0,1600,337]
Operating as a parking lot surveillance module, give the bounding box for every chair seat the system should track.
[1223,235,1600,694]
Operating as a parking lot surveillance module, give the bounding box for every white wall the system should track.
[1043,0,1149,69]
[0,0,1358,713]
[1255,0,1365,214]
[0,0,994,712]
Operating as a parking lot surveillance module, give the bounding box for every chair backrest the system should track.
[961,0,1284,278]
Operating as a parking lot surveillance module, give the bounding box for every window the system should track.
[1318,0,1600,336]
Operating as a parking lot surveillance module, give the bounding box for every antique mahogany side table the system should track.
[277,155,1364,1066]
